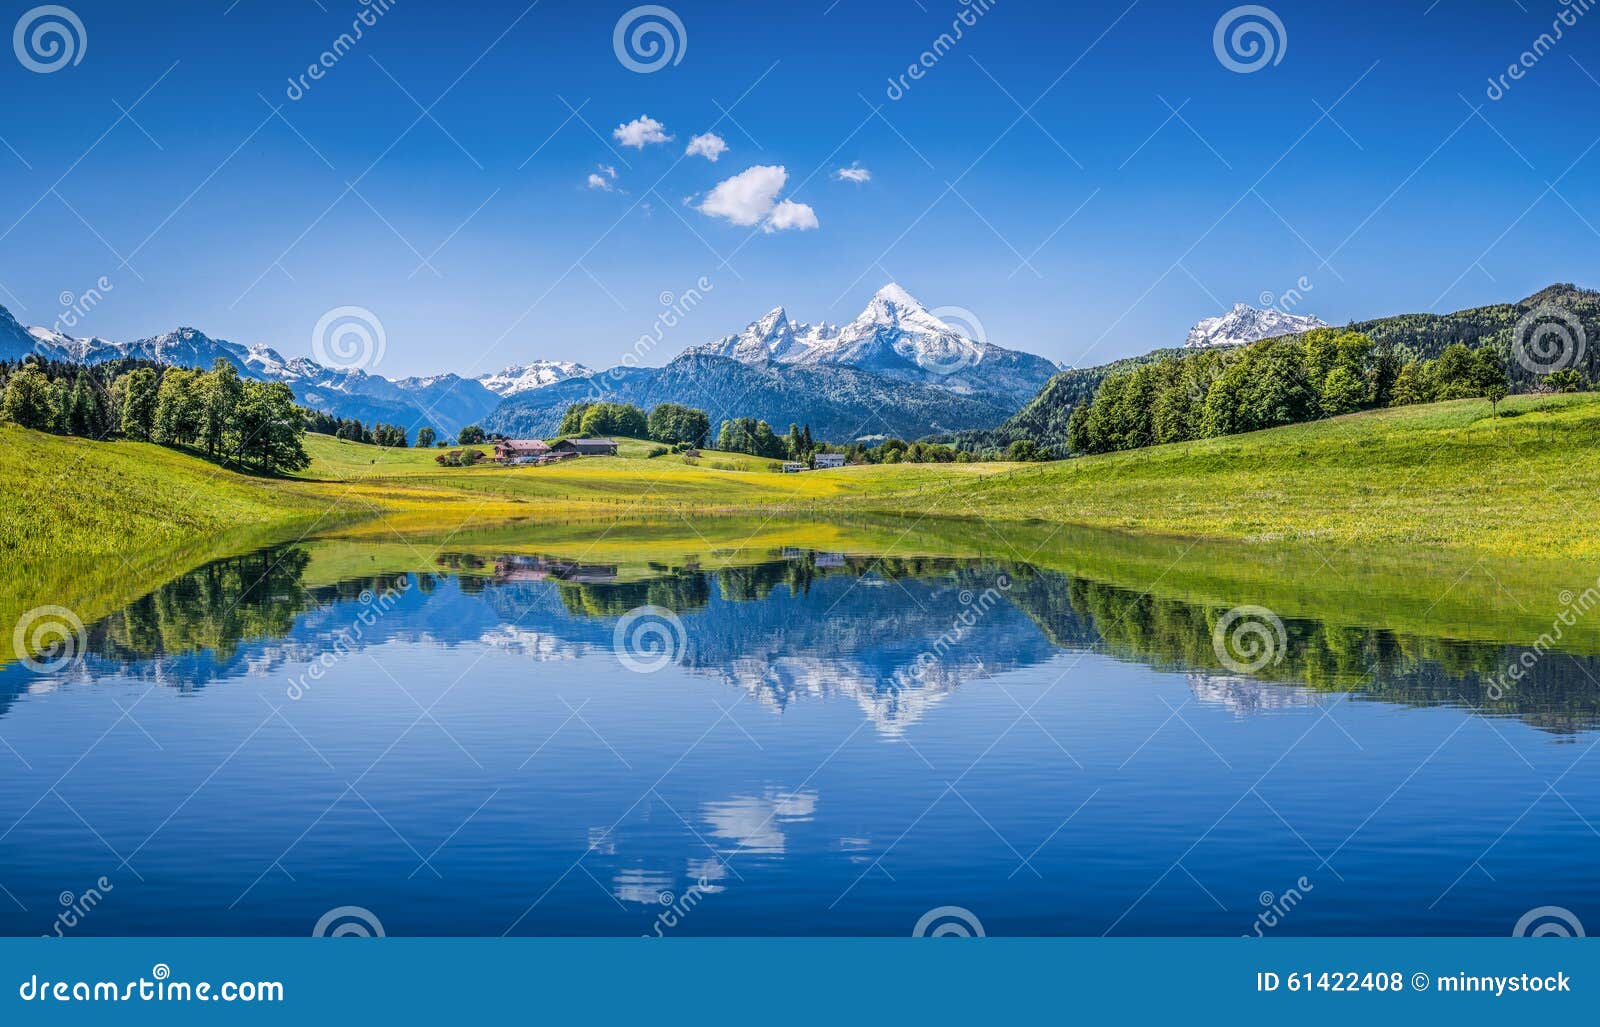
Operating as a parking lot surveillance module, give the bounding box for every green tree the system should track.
[113,368,159,441]
[1319,365,1367,417]
[0,363,59,430]
[457,424,487,445]
[153,367,201,445]
[1472,348,1509,416]
[1544,368,1586,393]
[1390,361,1433,406]
[415,426,436,448]
[197,359,244,460]
[230,380,310,473]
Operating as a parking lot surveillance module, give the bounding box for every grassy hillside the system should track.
[8,393,1600,658]
[864,392,1600,558]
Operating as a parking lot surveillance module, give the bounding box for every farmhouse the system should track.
[813,453,848,469]
[551,438,620,457]
[782,462,807,474]
[494,439,551,464]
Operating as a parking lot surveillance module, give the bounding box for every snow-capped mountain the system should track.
[476,360,594,397]
[1184,303,1329,349]
[7,312,501,437]
[689,284,1058,402]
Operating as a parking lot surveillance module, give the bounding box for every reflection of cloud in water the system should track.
[612,867,673,905]
[586,826,617,856]
[685,857,729,893]
[838,836,873,865]
[702,788,818,855]
[1187,673,1323,716]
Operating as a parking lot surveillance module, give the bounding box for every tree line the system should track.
[557,401,712,448]
[2,356,310,474]
[1065,328,1521,456]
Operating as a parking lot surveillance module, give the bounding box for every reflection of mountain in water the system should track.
[5,544,1600,737]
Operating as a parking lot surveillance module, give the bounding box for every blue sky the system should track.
[0,0,1596,377]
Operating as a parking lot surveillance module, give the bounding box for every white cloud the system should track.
[699,164,789,226]
[685,132,728,162]
[763,199,819,233]
[613,115,672,149]
[586,164,618,191]
[834,163,871,183]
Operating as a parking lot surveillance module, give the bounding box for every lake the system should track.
[1,520,1597,937]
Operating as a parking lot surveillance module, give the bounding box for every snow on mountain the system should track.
[4,307,499,437]
[476,360,594,397]
[688,284,1057,401]
[1183,303,1329,349]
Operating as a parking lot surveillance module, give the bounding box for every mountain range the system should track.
[3,284,1062,443]
[486,285,1061,439]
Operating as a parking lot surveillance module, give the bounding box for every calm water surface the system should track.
[2,534,1597,936]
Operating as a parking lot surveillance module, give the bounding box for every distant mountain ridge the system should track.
[1,283,1056,442]
[484,352,1022,441]
[1184,303,1329,348]
[690,284,1059,403]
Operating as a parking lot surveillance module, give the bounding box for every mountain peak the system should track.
[1184,303,1330,349]
[871,282,923,309]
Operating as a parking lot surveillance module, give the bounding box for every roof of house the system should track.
[496,439,550,452]
[553,437,619,451]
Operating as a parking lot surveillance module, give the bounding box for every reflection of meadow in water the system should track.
[2,536,1599,936]
[11,543,1599,736]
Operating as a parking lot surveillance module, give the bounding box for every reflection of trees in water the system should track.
[1005,571,1600,735]
[8,542,1600,736]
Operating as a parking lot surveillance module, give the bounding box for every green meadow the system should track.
[6,393,1600,662]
